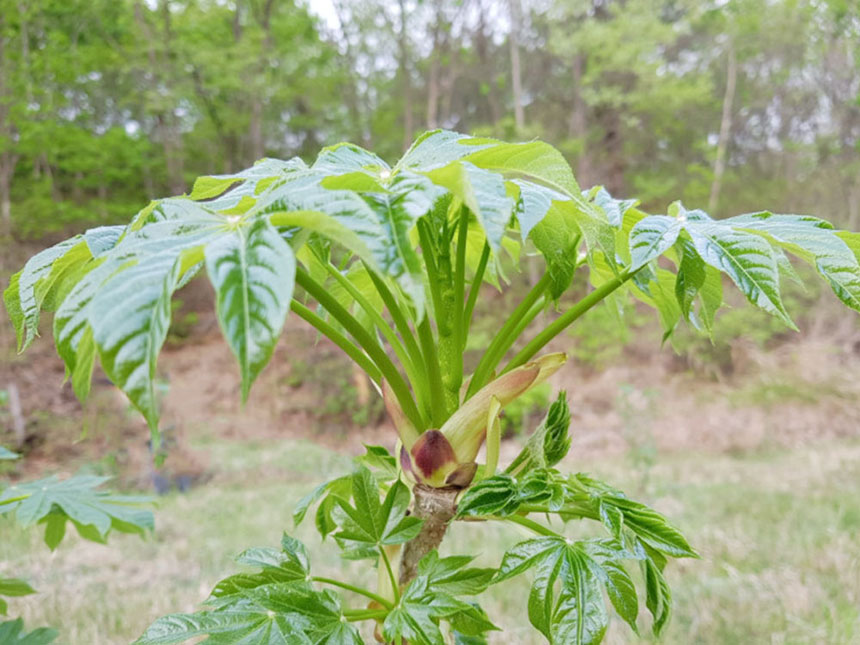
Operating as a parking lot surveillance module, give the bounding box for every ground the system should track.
[2,245,860,643]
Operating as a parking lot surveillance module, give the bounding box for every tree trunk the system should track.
[7,382,26,450]
[509,0,525,133]
[0,13,15,238]
[250,0,275,162]
[475,3,500,126]
[568,53,589,183]
[602,108,625,196]
[397,0,414,150]
[709,42,737,214]
[134,1,185,196]
[426,2,442,129]
[0,155,14,238]
[331,1,367,145]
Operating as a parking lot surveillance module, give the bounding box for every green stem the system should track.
[342,608,389,622]
[428,218,460,414]
[324,263,430,419]
[417,317,446,427]
[364,268,428,389]
[312,576,394,610]
[296,268,422,430]
[462,242,490,349]
[417,220,445,325]
[452,210,468,387]
[291,301,382,384]
[500,513,561,537]
[518,503,598,521]
[503,273,633,373]
[467,272,552,397]
[379,544,401,604]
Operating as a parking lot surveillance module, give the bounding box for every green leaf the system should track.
[397,130,496,172]
[332,467,422,553]
[209,536,310,601]
[5,236,87,351]
[494,537,561,583]
[731,212,860,313]
[0,619,57,645]
[0,475,154,549]
[354,445,398,484]
[680,206,795,328]
[629,215,681,271]
[361,170,445,316]
[205,218,296,401]
[642,547,673,636]
[313,142,389,175]
[529,202,582,297]
[89,250,183,432]
[426,161,514,253]
[261,168,442,316]
[2,272,24,353]
[134,599,315,645]
[581,540,639,633]
[590,187,638,229]
[570,475,697,558]
[190,158,307,212]
[292,476,349,528]
[416,552,495,596]
[463,140,579,197]
[57,210,223,430]
[455,475,518,518]
[383,552,499,645]
[551,582,608,645]
[495,537,623,644]
[0,578,36,601]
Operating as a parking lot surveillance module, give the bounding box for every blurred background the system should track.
[1,0,859,643]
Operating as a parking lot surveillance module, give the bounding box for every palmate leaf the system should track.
[382,551,498,645]
[494,536,637,644]
[0,475,154,550]
[134,597,316,645]
[209,535,310,602]
[0,619,57,645]
[568,474,697,559]
[331,467,423,555]
[138,533,363,645]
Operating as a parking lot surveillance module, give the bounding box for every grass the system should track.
[2,435,860,644]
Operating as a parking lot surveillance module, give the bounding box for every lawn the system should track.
[2,435,859,644]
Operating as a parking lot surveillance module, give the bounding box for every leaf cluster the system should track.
[0,475,154,551]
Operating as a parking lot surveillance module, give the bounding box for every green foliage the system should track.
[331,467,424,557]
[0,619,57,645]
[0,447,18,461]
[6,130,860,645]
[0,469,154,642]
[0,579,36,616]
[0,475,154,550]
